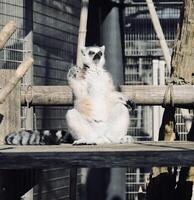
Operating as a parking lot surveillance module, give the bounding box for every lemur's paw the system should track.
[73,138,97,145]
[126,99,136,111]
[67,66,80,80]
[119,135,134,144]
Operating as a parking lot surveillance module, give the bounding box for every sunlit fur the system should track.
[66,46,133,144]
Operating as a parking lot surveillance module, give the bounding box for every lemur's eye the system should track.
[98,51,102,56]
[89,51,95,56]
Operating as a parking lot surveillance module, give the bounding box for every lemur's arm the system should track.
[110,91,136,111]
[67,66,88,99]
[106,71,136,111]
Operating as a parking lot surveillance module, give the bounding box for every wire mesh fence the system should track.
[124,1,186,199]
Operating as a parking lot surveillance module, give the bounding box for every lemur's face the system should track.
[81,46,105,68]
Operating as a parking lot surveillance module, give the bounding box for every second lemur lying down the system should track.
[5,130,72,145]
[66,45,135,145]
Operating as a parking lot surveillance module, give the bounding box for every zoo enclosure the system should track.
[0,0,192,200]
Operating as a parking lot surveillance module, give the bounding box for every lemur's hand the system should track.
[67,66,79,80]
[67,66,86,81]
[112,92,136,111]
[120,96,136,111]
[67,67,78,80]
[126,99,136,111]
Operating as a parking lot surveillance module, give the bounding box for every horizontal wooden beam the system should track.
[21,85,73,106]
[20,85,194,107]
[121,85,194,107]
[0,142,194,168]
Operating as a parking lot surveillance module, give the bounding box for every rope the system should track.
[163,76,189,108]
[25,85,33,107]
[24,85,33,130]
[24,85,38,131]
[163,83,174,108]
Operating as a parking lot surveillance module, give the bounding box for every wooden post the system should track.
[0,70,21,143]
[76,0,89,67]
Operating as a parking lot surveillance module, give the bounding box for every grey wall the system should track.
[33,0,80,129]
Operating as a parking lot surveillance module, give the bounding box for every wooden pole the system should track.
[0,57,33,104]
[145,0,171,73]
[76,0,89,66]
[0,21,17,50]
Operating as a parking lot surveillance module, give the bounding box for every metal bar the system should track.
[124,1,183,6]
[70,168,78,200]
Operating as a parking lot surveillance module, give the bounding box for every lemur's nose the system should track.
[93,51,102,60]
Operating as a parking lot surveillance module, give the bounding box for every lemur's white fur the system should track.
[66,46,134,144]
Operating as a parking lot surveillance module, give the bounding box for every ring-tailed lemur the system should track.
[66,46,135,145]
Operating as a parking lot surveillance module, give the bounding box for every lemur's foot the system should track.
[119,135,134,144]
[73,138,97,145]
[67,66,80,80]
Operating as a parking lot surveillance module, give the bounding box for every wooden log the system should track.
[0,21,17,50]
[20,85,194,107]
[0,57,33,104]
[121,85,194,107]
[21,85,73,106]
[0,142,194,168]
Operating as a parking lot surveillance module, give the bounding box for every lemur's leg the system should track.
[66,108,99,144]
[105,103,134,143]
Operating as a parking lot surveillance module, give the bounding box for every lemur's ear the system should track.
[100,45,105,53]
[80,47,86,56]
